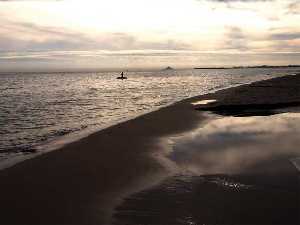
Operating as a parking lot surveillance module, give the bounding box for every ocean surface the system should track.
[0,68,299,168]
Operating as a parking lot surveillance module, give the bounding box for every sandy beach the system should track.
[1,74,300,225]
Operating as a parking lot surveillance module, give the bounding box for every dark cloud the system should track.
[271,41,300,52]
[269,31,300,52]
[271,32,300,41]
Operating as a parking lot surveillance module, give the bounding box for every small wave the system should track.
[0,126,88,158]
[0,87,18,91]
[51,127,84,137]
[203,175,255,190]
[1,68,297,170]
[0,145,37,154]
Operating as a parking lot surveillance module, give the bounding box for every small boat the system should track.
[117,72,127,79]
[117,76,127,79]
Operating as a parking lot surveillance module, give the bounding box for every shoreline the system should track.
[0,74,299,225]
[0,74,286,171]
[1,73,291,171]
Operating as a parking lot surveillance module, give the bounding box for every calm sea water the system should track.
[0,68,299,168]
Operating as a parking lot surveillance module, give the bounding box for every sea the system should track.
[0,68,299,169]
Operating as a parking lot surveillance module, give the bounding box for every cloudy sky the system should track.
[0,0,300,71]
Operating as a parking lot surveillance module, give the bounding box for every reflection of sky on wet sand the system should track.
[291,157,300,171]
[191,99,217,106]
[168,112,300,175]
[113,112,300,225]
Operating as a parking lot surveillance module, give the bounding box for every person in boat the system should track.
[117,71,127,79]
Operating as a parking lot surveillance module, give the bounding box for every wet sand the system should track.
[114,114,300,225]
[1,74,300,225]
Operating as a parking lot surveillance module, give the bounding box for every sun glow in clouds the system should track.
[3,0,286,34]
[0,0,300,70]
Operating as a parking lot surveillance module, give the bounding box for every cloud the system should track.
[0,20,191,52]
[199,0,283,21]
[286,1,300,14]
[0,0,300,71]
[0,22,92,51]
[223,27,249,51]
[205,0,275,2]
[201,0,275,6]
[268,29,300,51]
[272,41,300,52]
[271,32,300,41]
[269,35,300,52]
[0,0,60,1]
[220,25,300,53]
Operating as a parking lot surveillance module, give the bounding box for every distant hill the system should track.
[162,66,174,71]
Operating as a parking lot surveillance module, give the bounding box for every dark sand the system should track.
[1,75,300,225]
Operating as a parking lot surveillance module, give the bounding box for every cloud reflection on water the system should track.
[168,112,300,175]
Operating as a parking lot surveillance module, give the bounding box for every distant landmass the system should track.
[162,66,174,71]
[194,65,300,70]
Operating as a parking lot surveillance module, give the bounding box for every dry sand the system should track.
[0,74,300,225]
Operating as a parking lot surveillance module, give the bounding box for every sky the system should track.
[0,0,300,71]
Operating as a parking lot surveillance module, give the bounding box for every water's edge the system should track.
[0,74,292,171]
